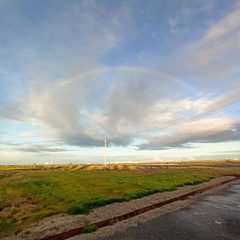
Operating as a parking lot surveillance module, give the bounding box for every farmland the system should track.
[0,162,240,238]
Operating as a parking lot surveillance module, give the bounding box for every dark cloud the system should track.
[138,143,192,151]
[15,145,70,153]
[0,141,71,153]
[62,135,104,148]
[137,121,240,150]
[59,130,134,148]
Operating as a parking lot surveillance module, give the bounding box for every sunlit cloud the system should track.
[0,0,240,163]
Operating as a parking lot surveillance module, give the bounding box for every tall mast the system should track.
[104,138,107,170]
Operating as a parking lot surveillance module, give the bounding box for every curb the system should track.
[42,176,239,240]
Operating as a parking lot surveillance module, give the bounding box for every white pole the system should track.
[104,138,107,170]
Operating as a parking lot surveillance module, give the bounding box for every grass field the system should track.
[0,164,239,238]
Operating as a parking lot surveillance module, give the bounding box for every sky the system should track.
[0,0,240,165]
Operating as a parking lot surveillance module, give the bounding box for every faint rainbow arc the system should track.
[53,66,195,93]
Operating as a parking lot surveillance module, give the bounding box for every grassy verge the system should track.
[0,165,239,237]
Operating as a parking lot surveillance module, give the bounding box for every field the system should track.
[0,163,240,238]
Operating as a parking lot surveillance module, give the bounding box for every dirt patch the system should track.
[0,195,37,223]
[2,176,239,240]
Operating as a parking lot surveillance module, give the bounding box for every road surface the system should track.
[96,182,240,240]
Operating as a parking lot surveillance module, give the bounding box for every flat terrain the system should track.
[1,162,240,239]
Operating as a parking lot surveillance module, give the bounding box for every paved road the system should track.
[98,183,240,240]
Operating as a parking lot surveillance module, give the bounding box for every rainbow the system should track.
[54,66,194,93]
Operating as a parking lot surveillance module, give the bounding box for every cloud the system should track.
[165,4,240,85]
[1,64,239,151]
[159,4,240,98]
[24,69,172,147]
[1,0,239,159]
[0,101,27,121]
[16,145,70,153]
[138,119,240,150]
[0,1,137,149]
[215,150,240,154]
[0,0,133,103]
[193,8,240,76]
[0,141,71,153]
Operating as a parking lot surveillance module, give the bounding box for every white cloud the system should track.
[1,62,239,152]
[1,0,240,162]
[163,4,240,89]
[190,7,240,79]
[14,69,237,151]
[138,118,239,150]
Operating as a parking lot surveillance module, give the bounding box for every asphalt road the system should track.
[98,183,240,240]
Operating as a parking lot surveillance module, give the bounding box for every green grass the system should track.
[83,225,98,233]
[0,165,239,238]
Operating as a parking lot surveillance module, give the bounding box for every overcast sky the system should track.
[0,0,240,165]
